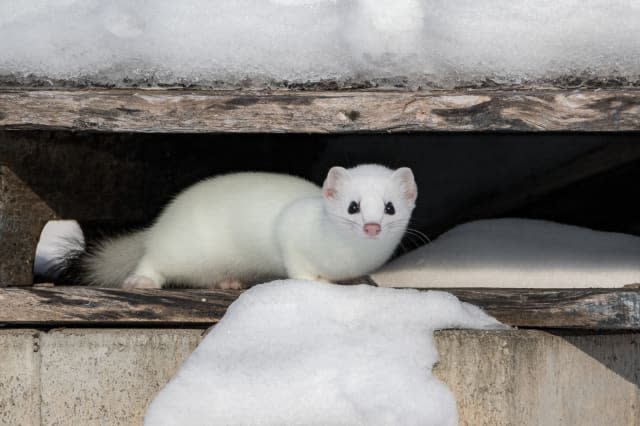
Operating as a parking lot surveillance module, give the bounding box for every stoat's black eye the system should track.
[348,201,360,214]
[385,202,395,215]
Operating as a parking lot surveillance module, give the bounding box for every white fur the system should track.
[83,165,417,289]
[83,231,146,287]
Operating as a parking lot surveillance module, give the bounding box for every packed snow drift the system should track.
[1,1,639,87]
[372,219,640,288]
[33,220,84,279]
[144,280,503,425]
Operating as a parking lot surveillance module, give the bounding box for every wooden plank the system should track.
[0,88,639,133]
[0,287,242,326]
[442,288,640,331]
[0,286,638,330]
[0,166,57,286]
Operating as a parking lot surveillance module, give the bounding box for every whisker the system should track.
[407,232,429,246]
[407,227,431,244]
[401,233,423,250]
[397,240,410,255]
[324,214,433,247]
[404,231,428,247]
[326,213,360,228]
[385,218,408,227]
[385,221,408,229]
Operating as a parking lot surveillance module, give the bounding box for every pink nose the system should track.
[363,223,381,236]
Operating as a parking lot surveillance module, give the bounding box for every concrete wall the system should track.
[433,330,640,426]
[0,330,40,425]
[1,329,638,425]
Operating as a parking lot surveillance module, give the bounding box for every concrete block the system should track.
[39,329,201,426]
[0,330,40,426]
[2,328,635,425]
[434,330,640,426]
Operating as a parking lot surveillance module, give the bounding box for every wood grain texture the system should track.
[0,286,638,330]
[442,288,640,331]
[0,88,639,133]
[0,287,242,326]
[0,167,57,286]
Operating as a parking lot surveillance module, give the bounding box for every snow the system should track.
[1,1,639,87]
[372,219,640,288]
[33,220,84,278]
[144,280,503,425]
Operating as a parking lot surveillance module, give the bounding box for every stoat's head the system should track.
[322,164,417,239]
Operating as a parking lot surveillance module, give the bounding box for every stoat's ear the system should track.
[323,166,349,199]
[391,167,418,205]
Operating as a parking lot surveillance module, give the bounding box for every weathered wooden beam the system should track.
[444,287,640,331]
[0,286,638,330]
[0,88,639,133]
[0,167,57,286]
[0,287,242,326]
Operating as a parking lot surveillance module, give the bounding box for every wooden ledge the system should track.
[0,88,639,133]
[0,286,638,330]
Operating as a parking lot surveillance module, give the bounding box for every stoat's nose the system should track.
[363,223,381,237]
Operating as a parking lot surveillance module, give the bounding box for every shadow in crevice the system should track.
[4,130,633,240]
[553,331,640,388]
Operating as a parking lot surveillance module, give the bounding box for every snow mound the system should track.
[33,220,84,278]
[144,280,503,425]
[372,219,640,288]
[1,1,639,87]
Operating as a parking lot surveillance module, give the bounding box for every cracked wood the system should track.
[0,88,638,132]
[0,286,638,330]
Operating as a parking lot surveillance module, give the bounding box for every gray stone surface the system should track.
[0,330,40,426]
[2,328,638,425]
[39,329,201,426]
[433,330,640,426]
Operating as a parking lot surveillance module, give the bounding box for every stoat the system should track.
[73,164,417,289]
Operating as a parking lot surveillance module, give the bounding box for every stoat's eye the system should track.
[385,202,395,215]
[348,201,360,214]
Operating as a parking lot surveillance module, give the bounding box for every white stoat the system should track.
[79,164,417,289]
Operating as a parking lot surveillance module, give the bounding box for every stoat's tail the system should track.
[42,228,146,287]
[80,231,147,287]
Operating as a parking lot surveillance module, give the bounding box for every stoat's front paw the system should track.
[215,279,245,290]
[291,274,332,283]
[123,275,161,290]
